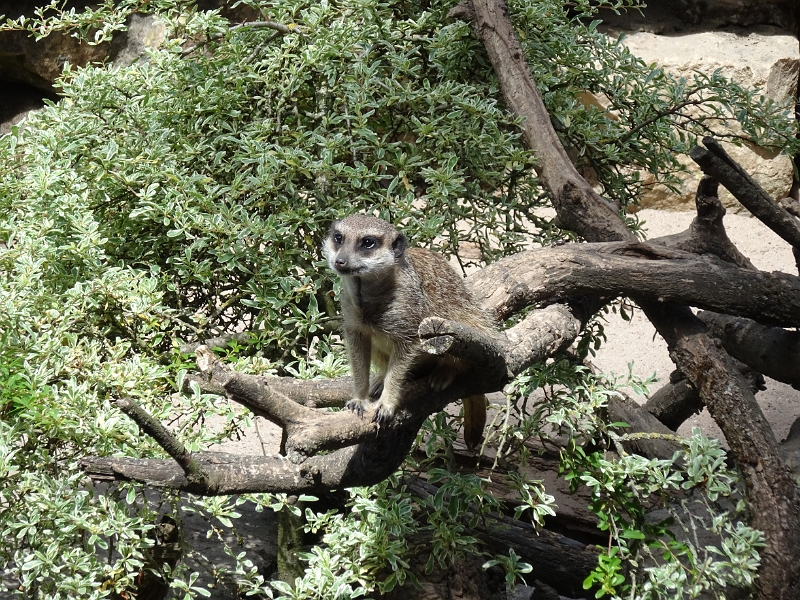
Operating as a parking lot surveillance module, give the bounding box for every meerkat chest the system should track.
[341,276,421,340]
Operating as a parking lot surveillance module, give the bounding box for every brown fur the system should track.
[323,214,494,448]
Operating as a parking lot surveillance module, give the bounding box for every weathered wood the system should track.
[450,1,800,596]
[697,311,800,389]
[446,0,630,244]
[472,241,800,328]
[651,176,755,270]
[643,375,703,431]
[607,395,683,458]
[690,139,800,258]
[645,362,765,431]
[649,303,800,598]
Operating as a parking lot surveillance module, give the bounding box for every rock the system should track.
[0,4,168,133]
[109,14,167,67]
[0,28,110,92]
[608,26,799,211]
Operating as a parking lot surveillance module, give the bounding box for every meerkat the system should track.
[322,214,496,448]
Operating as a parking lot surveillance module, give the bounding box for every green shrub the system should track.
[0,0,794,597]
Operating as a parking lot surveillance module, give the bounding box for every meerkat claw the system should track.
[346,398,369,417]
[372,401,395,425]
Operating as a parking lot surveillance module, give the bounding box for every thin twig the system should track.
[116,398,209,485]
[182,20,305,56]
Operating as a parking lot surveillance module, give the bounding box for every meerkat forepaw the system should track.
[372,400,396,425]
[346,397,370,417]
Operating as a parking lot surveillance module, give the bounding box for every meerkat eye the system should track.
[361,237,377,249]
[332,233,343,245]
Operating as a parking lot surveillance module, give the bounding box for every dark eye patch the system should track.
[361,237,378,249]
[332,233,343,245]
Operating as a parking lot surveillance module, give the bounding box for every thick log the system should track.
[406,477,600,598]
[648,303,800,598]
[697,311,800,389]
[643,375,703,431]
[472,241,800,328]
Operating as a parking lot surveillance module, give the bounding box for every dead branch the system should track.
[644,362,765,431]
[116,398,209,486]
[471,240,800,327]
[690,138,800,272]
[697,311,800,389]
[449,0,800,596]
[642,375,703,432]
[651,176,755,269]
[82,310,579,491]
[446,1,630,244]
[83,229,800,488]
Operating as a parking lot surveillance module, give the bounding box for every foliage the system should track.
[503,359,764,599]
[576,430,765,600]
[0,0,795,597]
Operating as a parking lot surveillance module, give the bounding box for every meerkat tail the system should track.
[462,394,487,450]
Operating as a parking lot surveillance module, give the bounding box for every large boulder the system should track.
[611,26,799,210]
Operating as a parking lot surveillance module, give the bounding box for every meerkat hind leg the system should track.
[368,348,389,399]
[428,357,462,392]
[369,374,385,399]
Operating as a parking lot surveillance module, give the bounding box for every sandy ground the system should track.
[592,208,800,444]
[216,207,800,454]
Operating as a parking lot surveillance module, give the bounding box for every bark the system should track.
[697,311,800,389]
[449,1,800,597]
[690,138,800,273]
[646,303,800,598]
[471,240,800,328]
[446,2,630,245]
[642,376,703,432]
[651,176,755,270]
[644,363,765,431]
[607,394,683,459]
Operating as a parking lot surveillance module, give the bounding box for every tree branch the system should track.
[446,0,630,244]
[697,311,800,389]
[116,398,209,486]
[450,1,800,596]
[83,311,571,490]
[651,176,755,269]
[472,241,800,328]
[690,138,800,272]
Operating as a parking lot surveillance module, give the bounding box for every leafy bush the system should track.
[0,0,795,597]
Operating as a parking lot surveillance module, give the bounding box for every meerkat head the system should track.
[323,215,407,278]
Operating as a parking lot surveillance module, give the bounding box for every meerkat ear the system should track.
[392,233,407,258]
